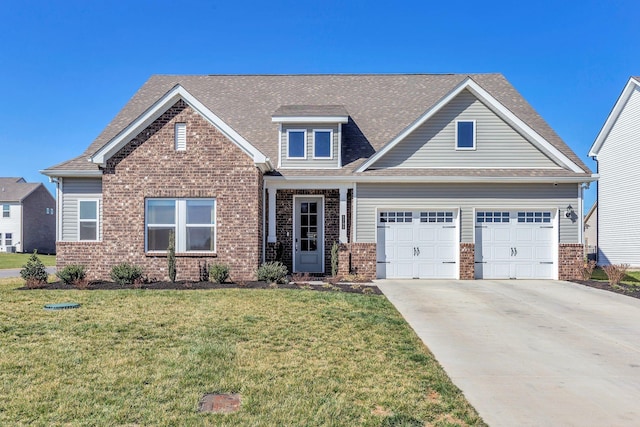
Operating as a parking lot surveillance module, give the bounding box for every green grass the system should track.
[591,268,640,286]
[0,253,56,269]
[0,282,484,426]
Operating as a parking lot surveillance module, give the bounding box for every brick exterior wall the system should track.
[338,242,377,280]
[558,243,584,281]
[22,185,56,254]
[459,243,475,279]
[60,100,263,281]
[265,189,340,275]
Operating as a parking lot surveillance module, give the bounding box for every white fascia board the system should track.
[40,169,103,178]
[589,77,640,157]
[89,85,271,170]
[264,173,597,186]
[271,116,349,124]
[357,77,585,174]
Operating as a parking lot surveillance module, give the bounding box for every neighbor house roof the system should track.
[0,177,42,202]
[42,74,591,177]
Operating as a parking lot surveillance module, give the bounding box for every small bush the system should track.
[56,264,87,287]
[331,241,339,277]
[198,260,210,282]
[603,264,629,287]
[209,263,230,283]
[256,261,288,284]
[167,230,176,283]
[20,250,48,288]
[581,260,597,281]
[110,262,144,286]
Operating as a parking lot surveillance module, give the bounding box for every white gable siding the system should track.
[596,86,640,267]
[355,183,579,244]
[0,203,22,252]
[373,90,561,169]
[61,178,103,242]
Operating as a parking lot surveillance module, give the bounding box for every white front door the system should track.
[475,211,556,279]
[294,197,324,273]
[377,211,458,279]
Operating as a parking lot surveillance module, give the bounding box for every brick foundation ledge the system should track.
[558,243,584,280]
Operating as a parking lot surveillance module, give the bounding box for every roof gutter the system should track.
[40,169,103,178]
[265,173,599,184]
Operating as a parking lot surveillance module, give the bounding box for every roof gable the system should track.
[589,77,640,157]
[357,77,586,173]
[0,178,44,202]
[89,85,271,171]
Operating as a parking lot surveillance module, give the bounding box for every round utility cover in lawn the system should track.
[44,302,81,311]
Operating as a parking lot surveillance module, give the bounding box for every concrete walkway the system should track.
[0,267,57,279]
[377,279,640,427]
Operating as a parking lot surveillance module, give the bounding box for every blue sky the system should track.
[1,0,638,212]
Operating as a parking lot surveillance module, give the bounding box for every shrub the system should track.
[603,264,629,287]
[56,264,87,287]
[256,261,288,284]
[110,262,144,286]
[209,263,230,283]
[167,230,176,283]
[198,260,210,282]
[581,260,597,281]
[20,250,48,288]
[331,241,339,277]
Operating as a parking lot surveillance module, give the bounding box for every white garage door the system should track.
[475,211,556,279]
[377,210,458,279]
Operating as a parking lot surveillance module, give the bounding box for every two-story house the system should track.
[0,177,56,254]
[41,74,595,281]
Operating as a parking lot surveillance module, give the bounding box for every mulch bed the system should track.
[18,280,382,295]
[570,280,640,300]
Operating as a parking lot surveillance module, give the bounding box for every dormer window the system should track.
[456,120,476,150]
[313,130,333,159]
[287,130,306,159]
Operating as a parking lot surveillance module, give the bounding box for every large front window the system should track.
[146,199,216,252]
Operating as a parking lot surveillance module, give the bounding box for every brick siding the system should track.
[59,101,263,281]
[338,242,377,280]
[558,243,584,280]
[459,243,475,279]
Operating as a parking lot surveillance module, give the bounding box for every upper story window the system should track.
[5,233,11,246]
[79,200,99,241]
[146,198,216,253]
[2,205,9,218]
[456,120,476,150]
[175,123,187,151]
[287,130,307,159]
[313,130,333,159]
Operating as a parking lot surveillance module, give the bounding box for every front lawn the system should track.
[0,253,56,269]
[0,282,484,426]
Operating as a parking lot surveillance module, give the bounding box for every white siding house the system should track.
[589,77,640,268]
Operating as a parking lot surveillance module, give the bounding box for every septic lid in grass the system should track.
[44,302,81,311]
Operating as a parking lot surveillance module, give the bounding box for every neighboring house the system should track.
[0,177,56,254]
[589,76,640,268]
[41,74,595,281]
[584,201,597,260]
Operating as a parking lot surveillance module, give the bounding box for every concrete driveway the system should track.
[377,279,640,427]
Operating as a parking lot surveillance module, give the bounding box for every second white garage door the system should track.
[475,211,556,279]
[377,210,458,279]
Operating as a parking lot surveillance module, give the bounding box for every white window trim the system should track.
[2,204,9,218]
[145,198,216,253]
[455,120,476,151]
[286,129,307,159]
[175,122,187,151]
[5,233,12,246]
[77,199,100,242]
[313,129,334,159]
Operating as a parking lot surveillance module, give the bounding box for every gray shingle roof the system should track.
[0,178,42,202]
[272,105,349,118]
[43,74,591,176]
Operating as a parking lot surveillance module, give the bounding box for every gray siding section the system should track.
[280,123,340,168]
[374,90,561,169]
[61,178,103,241]
[596,86,640,267]
[356,183,579,243]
